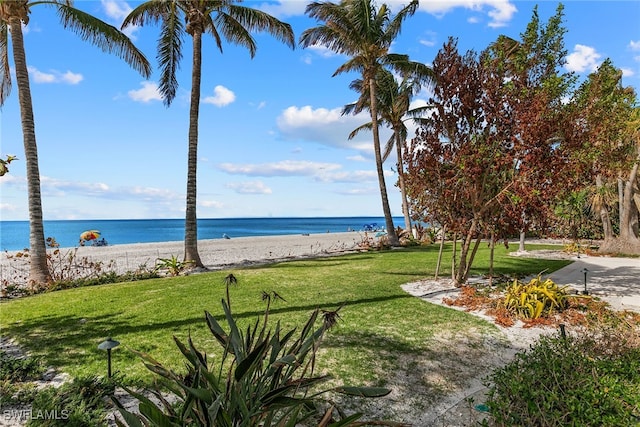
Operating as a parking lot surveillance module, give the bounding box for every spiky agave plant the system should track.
[114,280,394,426]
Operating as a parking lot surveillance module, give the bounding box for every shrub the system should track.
[484,324,640,426]
[0,349,43,406]
[502,275,569,319]
[154,255,193,276]
[1,245,158,297]
[29,375,115,426]
[0,350,44,382]
[113,278,394,426]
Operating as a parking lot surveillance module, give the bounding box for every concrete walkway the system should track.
[546,254,640,312]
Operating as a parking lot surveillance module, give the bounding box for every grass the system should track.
[0,243,571,388]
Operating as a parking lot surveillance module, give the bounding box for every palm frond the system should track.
[211,9,257,57]
[202,12,223,52]
[157,9,183,106]
[300,2,355,55]
[121,0,171,28]
[0,22,11,106]
[347,122,373,140]
[381,133,396,162]
[224,4,294,49]
[55,3,151,78]
[383,0,418,42]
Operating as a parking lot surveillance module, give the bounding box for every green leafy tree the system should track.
[572,59,640,254]
[487,4,577,252]
[122,0,295,268]
[300,0,421,246]
[0,0,151,286]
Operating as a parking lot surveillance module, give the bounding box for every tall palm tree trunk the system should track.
[619,160,639,242]
[395,132,411,232]
[9,17,51,286]
[595,174,614,241]
[184,30,204,268]
[368,79,399,246]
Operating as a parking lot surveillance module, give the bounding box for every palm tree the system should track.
[0,0,151,287]
[123,0,294,267]
[344,66,434,232]
[300,0,419,246]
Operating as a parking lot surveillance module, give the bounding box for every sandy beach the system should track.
[1,232,372,282]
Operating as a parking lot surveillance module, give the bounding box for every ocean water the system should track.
[0,217,403,251]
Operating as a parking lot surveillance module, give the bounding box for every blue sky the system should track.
[1,0,639,221]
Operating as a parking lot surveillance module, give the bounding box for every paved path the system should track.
[546,254,640,312]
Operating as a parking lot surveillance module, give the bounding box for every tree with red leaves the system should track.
[404,5,577,285]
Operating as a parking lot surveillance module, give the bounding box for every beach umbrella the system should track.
[80,230,101,241]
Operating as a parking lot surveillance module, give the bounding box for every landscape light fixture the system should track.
[581,268,589,295]
[98,337,120,378]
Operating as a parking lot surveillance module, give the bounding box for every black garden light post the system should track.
[98,337,120,378]
[581,268,589,295]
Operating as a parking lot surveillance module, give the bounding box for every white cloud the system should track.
[565,44,602,73]
[621,68,634,77]
[40,176,111,196]
[277,105,371,150]
[415,0,516,28]
[486,0,517,28]
[203,85,236,106]
[28,66,83,84]
[217,160,383,185]
[226,181,273,194]
[0,203,18,212]
[347,154,368,162]
[419,30,437,47]
[629,40,640,51]
[305,45,340,58]
[61,71,83,84]
[315,170,379,183]
[128,81,163,103]
[101,0,139,38]
[29,176,182,204]
[101,0,131,21]
[218,160,342,177]
[199,200,225,209]
[256,1,307,18]
[335,187,380,196]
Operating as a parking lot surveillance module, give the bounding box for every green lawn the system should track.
[0,243,571,387]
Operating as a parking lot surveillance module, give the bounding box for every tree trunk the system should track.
[451,232,457,282]
[435,224,446,279]
[184,30,204,268]
[464,236,483,284]
[455,218,480,286]
[488,230,495,286]
[620,160,639,241]
[618,174,625,227]
[596,174,615,241]
[518,211,526,252]
[599,159,640,255]
[368,78,399,246]
[9,16,52,286]
[395,131,411,231]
